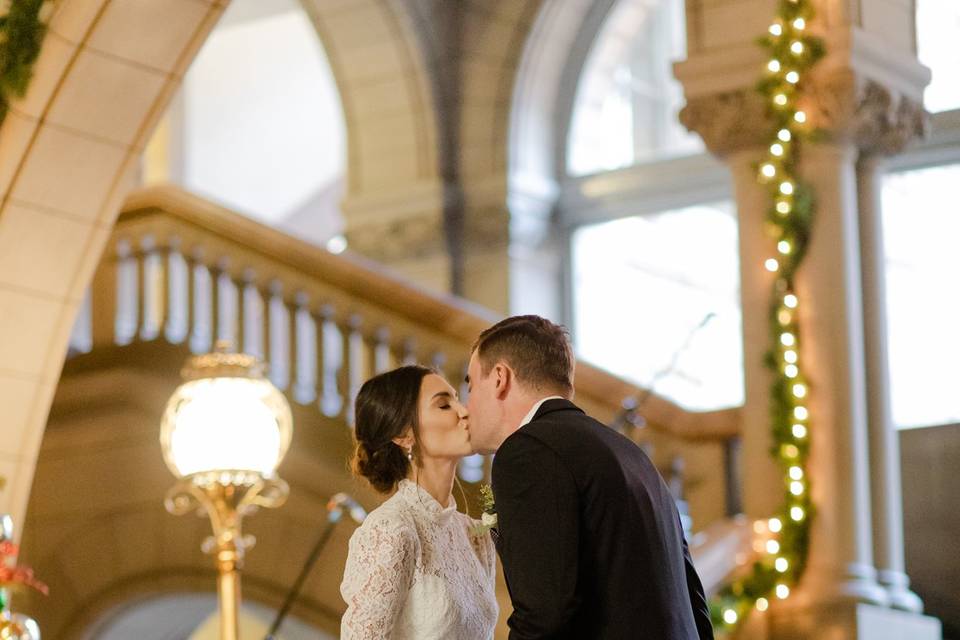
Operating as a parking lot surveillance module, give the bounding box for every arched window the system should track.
[562,0,742,411]
[143,0,346,249]
[566,0,701,177]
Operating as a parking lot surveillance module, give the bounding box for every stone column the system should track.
[854,89,927,610]
[675,0,940,635]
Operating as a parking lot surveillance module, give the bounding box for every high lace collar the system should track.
[397,479,458,520]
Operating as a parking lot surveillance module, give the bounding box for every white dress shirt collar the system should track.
[519,396,565,429]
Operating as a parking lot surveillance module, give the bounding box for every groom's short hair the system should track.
[472,315,574,396]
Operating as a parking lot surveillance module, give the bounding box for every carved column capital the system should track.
[804,69,929,156]
[679,88,772,158]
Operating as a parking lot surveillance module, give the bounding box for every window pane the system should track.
[572,202,743,411]
[917,0,960,113]
[567,0,702,176]
[883,164,960,428]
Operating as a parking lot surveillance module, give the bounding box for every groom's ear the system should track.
[493,363,511,399]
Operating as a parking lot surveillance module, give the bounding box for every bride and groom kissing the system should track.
[339,315,714,639]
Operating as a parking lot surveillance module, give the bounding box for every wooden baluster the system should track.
[291,292,316,404]
[134,239,147,342]
[401,338,418,366]
[261,282,273,374]
[315,305,341,418]
[238,269,257,355]
[186,250,204,353]
[156,240,171,342]
[724,437,743,517]
[287,293,303,402]
[372,327,391,374]
[266,281,289,391]
[164,238,184,344]
[91,239,120,348]
[339,315,363,427]
[209,261,222,347]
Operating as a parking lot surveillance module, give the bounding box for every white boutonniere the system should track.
[471,484,497,537]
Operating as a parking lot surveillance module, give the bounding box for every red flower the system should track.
[0,566,48,597]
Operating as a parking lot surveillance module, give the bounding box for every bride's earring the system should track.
[406,446,413,462]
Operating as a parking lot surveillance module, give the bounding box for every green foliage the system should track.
[0,0,51,127]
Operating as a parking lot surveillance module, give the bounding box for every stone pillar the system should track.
[857,136,925,611]
[676,0,940,636]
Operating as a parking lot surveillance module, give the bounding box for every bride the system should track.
[339,365,499,639]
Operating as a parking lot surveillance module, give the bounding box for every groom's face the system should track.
[465,351,500,454]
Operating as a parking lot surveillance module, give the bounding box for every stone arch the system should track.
[0,0,440,528]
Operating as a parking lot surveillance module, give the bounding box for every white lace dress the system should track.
[340,479,499,639]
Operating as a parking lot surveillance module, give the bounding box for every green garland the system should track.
[0,0,54,125]
[709,0,825,633]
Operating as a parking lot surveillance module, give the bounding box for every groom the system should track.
[466,315,714,640]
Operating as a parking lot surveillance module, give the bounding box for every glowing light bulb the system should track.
[778,309,792,325]
[767,539,781,554]
[792,424,807,438]
[768,518,783,533]
[778,240,792,254]
[762,163,777,178]
[784,349,798,363]
[770,23,783,36]
[785,364,799,378]
[795,110,807,123]
[791,506,805,521]
[780,181,795,195]
[766,258,780,272]
[791,41,804,54]
[784,293,798,308]
[789,466,804,480]
[790,481,805,496]
[757,598,769,612]
[723,609,739,624]
[786,71,800,84]
[774,93,788,106]
[794,17,806,29]
[794,406,808,420]
[768,59,782,72]
[783,444,799,458]
[776,201,791,214]
[776,557,789,572]
[776,584,791,599]
[754,520,768,534]
[792,383,807,398]
[771,143,784,156]
[781,333,796,347]
[779,129,792,142]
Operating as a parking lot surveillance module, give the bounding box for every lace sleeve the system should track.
[340,513,417,639]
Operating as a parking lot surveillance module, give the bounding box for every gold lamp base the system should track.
[165,471,289,640]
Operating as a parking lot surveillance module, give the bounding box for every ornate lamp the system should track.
[0,515,44,640]
[161,342,293,640]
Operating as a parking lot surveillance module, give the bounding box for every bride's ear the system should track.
[392,428,414,450]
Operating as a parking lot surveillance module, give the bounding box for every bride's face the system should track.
[414,373,472,461]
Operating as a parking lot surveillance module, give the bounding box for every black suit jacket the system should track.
[491,399,714,640]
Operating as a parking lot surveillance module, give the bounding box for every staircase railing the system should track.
[71,185,742,526]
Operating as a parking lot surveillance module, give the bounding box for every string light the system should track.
[712,0,823,627]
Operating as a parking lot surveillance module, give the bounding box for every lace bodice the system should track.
[340,479,499,639]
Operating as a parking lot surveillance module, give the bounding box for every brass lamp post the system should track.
[161,342,293,640]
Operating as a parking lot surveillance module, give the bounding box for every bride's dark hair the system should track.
[351,365,433,493]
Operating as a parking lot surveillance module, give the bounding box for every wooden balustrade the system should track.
[72,185,743,528]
